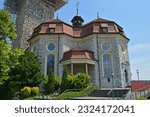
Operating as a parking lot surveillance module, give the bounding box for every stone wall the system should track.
[30,34,131,88]
[13,0,60,48]
[97,37,129,88]
[31,36,59,76]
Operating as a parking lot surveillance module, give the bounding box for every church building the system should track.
[28,13,131,88]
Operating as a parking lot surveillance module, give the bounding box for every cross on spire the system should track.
[75,1,80,15]
[97,12,100,18]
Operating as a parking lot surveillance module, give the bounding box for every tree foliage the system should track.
[60,68,68,92]
[44,69,61,94]
[60,72,91,92]
[0,10,16,42]
[0,41,23,86]
[70,73,91,89]
[44,69,55,94]
[0,50,44,99]
[9,50,44,88]
[0,10,45,99]
[0,10,21,86]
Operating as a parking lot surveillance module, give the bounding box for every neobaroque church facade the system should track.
[28,13,131,88]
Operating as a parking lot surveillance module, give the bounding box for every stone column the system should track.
[85,63,88,74]
[71,64,74,74]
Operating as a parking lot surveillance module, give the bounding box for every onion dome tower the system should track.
[71,9,84,27]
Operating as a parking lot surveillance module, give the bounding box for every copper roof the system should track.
[30,17,128,39]
[61,48,95,61]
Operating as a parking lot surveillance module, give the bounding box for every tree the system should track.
[44,69,55,94]
[0,10,19,86]
[0,41,23,86]
[0,10,16,42]
[9,50,44,88]
[60,68,68,92]
[43,69,62,94]
[0,10,24,99]
[0,41,23,99]
[0,50,44,99]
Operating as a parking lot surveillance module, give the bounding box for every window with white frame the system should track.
[103,54,113,77]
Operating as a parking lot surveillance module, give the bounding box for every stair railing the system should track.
[125,85,150,100]
[107,89,113,100]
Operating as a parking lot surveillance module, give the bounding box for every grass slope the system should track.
[55,85,99,100]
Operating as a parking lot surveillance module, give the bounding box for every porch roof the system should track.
[61,48,95,61]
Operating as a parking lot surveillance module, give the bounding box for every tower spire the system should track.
[56,13,59,19]
[75,1,80,16]
[77,8,79,16]
[71,1,84,27]
[97,12,99,18]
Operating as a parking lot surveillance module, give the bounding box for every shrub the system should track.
[54,76,61,92]
[20,86,39,99]
[31,87,39,96]
[73,73,90,89]
[20,86,32,99]
[61,73,91,92]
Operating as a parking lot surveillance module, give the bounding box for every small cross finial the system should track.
[75,1,80,15]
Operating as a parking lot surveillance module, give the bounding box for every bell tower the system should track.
[4,0,67,48]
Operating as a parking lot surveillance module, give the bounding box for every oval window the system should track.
[47,43,55,51]
[102,43,111,51]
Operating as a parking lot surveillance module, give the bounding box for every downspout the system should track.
[57,35,60,76]
[96,34,101,87]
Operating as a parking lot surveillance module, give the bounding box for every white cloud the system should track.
[130,57,150,80]
[129,43,150,54]
[129,43,150,80]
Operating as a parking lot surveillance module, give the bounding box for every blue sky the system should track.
[0,0,150,80]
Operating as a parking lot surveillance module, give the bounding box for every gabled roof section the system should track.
[91,18,113,23]
[43,19,65,24]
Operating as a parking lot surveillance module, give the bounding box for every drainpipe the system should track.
[57,35,60,76]
[96,34,101,87]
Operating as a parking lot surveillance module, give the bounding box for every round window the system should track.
[47,43,55,51]
[102,43,111,51]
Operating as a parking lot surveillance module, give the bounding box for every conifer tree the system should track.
[60,68,68,92]
[44,69,55,94]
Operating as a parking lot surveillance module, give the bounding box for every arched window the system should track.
[103,54,113,77]
[31,46,36,52]
[47,55,55,75]
[124,69,128,84]
[120,45,127,62]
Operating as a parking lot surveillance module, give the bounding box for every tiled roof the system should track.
[131,81,150,91]
[61,48,95,60]
[30,17,127,39]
